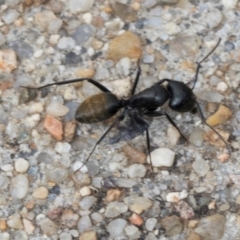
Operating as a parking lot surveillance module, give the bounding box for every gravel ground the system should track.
[0,0,240,240]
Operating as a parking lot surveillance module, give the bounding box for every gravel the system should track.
[0,0,240,239]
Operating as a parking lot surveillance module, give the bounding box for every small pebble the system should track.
[161,215,183,237]
[124,225,141,239]
[0,219,7,231]
[64,121,77,142]
[147,148,175,167]
[7,214,23,230]
[47,102,69,117]
[32,186,49,199]
[222,0,238,9]
[72,24,95,44]
[46,167,68,184]
[78,215,92,233]
[206,105,232,126]
[206,8,222,29]
[79,196,97,210]
[61,209,79,228]
[107,218,127,238]
[127,196,152,214]
[192,159,210,177]
[14,158,29,173]
[79,231,97,240]
[195,214,226,240]
[80,186,91,196]
[145,218,157,231]
[110,2,137,22]
[186,232,201,240]
[11,174,29,199]
[129,213,143,227]
[174,201,194,220]
[0,174,9,190]
[44,114,63,141]
[35,11,56,30]
[0,32,6,46]
[69,0,95,13]
[127,164,146,178]
[0,49,18,73]
[75,68,95,79]
[217,153,230,162]
[2,9,19,24]
[204,129,230,147]
[216,82,228,92]
[166,190,188,203]
[167,126,181,145]
[33,49,43,58]
[49,35,60,45]
[108,31,142,61]
[189,127,204,147]
[105,189,122,202]
[39,217,58,236]
[23,219,35,235]
[122,145,146,164]
[105,201,128,218]
[57,37,76,50]
[91,212,103,223]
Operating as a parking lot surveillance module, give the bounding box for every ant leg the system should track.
[133,115,153,172]
[144,110,188,142]
[191,38,221,90]
[22,78,111,93]
[194,100,231,155]
[130,59,142,96]
[78,109,126,171]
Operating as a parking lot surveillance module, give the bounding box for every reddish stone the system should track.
[44,114,63,140]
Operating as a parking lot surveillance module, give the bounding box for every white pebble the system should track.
[216,81,228,92]
[49,35,60,45]
[14,158,29,173]
[147,148,175,167]
[167,126,180,145]
[34,49,43,58]
[125,225,141,239]
[107,218,127,238]
[46,101,69,117]
[69,0,94,13]
[116,57,131,76]
[57,37,76,50]
[11,174,29,199]
[29,102,44,114]
[222,0,238,9]
[166,190,188,203]
[192,159,210,177]
[1,164,14,172]
[82,12,93,24]
[87,47,94,56]
[206,8,222,29]
[80,186,91,196]
[164,22,180,35]
[2,9,19,24]
[145,218,157,231]
[54,142,71,154]
[36,36,45,45]
[127,164,146,178]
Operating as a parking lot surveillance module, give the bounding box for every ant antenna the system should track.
[192,38,221,90]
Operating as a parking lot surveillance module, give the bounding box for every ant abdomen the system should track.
[76,92,120,123]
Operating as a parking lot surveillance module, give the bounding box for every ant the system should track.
[22,38,231,171]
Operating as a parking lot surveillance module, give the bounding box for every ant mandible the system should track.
[23,38,231,170]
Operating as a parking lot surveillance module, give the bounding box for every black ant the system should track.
[22,38,231,170]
